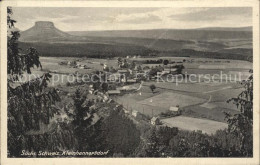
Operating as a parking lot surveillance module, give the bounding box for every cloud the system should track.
[11,7,252,31]
[117,14,161,24]
[169,7,252,22]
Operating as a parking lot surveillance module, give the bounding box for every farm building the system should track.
[68,61,77,66]
[164,68,178,74]
[126,79,137,83]
[124,109,130,114]
[151,117,160,125]
[117,85,137,91]
[169,106,181,115]
[118,69,129,74]
[77,64,90,69]
[132,110,141,119]
[107,90,121,96]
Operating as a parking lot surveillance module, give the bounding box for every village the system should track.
[55,56,186,127]
[46,54,245,134]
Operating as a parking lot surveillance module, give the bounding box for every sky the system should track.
[12,7,252,31]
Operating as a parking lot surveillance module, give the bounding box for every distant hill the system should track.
[19,22,252,60]
[84,36,228,52]
[68,27,252,41]
[195,26,252,32]
[20,21,89,42]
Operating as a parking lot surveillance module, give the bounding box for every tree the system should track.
[225,70,253,155]
[144,128,160,157]
[176,64,185,74]
[137,65,143,72]
[101,109,141,156]
[69,89,95,151]
[163,59,169,66]
[117,57,123,67]
[7,7,61,157]
[149,67,163,77]
[130,61,136,70]
[101,82,109,92]
[149,84,156,93]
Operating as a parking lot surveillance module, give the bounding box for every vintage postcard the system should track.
[0,0,259,165]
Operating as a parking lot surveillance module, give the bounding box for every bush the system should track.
[66,82,71,86]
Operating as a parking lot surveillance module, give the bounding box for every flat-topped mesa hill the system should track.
[18,21,252,60]
[20,21,78,42]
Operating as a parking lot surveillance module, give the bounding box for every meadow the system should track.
[33,56,252,131]
[161,116,228,134]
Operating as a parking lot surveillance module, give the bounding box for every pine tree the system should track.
[145,127,160,157]
[225,70,253,155]
[70,88,95,151]
[7,7,60,157]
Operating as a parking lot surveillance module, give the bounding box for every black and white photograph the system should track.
[1,1,259,164]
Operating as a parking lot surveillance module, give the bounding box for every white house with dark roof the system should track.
[151,117,160,125]
[132,110,141,119]
[107,90,121,96]
[169,106,181,115]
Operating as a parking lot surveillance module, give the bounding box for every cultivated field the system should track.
[161,116,228,134]
[138,92,206,108]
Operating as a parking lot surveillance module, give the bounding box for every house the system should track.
[169,106,179,112]
[68,61,77,66]
[89,105,97,111]
[150,76,156,80]
[164,68,177,73]
[118,69,130,74]
[132,110,141,119]
[107,90,121,95]
[89,84,93,89]
[126,79,137,83]
[107,73,121,82]
[117,85,137,91]
[151,117,160,125]
[124,109,130,114]
[107,98,113,103]
[77,64,89,69]
[162,70,170,74]
[169,106,181,115]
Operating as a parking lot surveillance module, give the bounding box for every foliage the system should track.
[148,66,164,77]
[101,82,109,92]
[225,70,253,154]
[68,89,95,151]
[19,42,156,58]
[159,110,180,118]
[163,59,169,65]
[100,109,141,157]
[7,7,61,157]
[141,127,250,157]
[149,84,156,93]
[145,59,163,64]
[144,127,160,157]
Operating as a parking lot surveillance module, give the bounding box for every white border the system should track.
[1,1,259,165]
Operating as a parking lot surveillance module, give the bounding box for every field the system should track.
[138,92,206,108]
[161,116,228,134]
